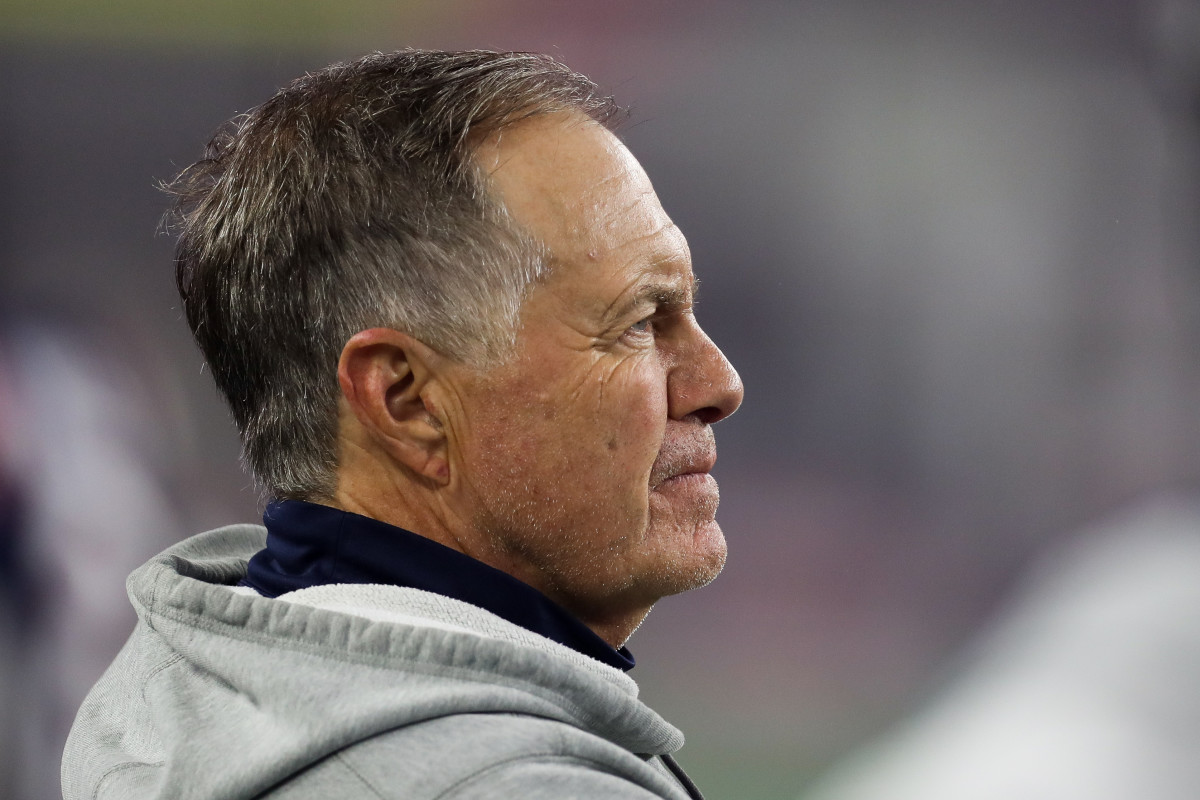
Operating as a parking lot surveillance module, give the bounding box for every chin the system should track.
[690,523,729,587]
[563,515,728,612]
[652,519,728,597]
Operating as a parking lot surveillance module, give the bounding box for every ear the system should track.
[337,328,450,484]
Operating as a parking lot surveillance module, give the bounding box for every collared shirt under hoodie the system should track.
[242,499,635,672]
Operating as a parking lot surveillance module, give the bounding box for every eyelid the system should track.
[615,292,694,343]
[624,316,654,336]
[614,310,658,344]
[627,299,692,332]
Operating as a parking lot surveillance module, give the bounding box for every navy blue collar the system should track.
[242,500,635,672]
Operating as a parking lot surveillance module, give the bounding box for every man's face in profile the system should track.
[441,112,743,624]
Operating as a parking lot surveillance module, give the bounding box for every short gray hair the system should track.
[167,50,620,501]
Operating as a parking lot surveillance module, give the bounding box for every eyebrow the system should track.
[602,274,700,326]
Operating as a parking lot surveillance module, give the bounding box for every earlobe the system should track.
[338,328,451,485]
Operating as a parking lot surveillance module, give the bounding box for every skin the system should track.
[334,111,743,647]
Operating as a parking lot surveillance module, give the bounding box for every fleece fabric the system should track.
[61,525,700,800]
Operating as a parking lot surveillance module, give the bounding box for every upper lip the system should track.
[671,451,716,478]
[650,428,717,487]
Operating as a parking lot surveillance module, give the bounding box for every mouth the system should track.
[655,471,715,493]
[649,426,717,489]
[657,456,715,485]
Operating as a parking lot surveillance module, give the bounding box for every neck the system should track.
[332,469,465,551]
[332,478,650,650]
[578,607,652,650]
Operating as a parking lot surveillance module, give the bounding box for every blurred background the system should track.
[3,1,1200,798]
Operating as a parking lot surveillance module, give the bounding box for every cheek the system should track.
[536,353,665,442]
[467,355,668,495]
[593,363,669,483]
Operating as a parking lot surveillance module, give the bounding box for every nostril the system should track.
[693,405,726,425]
[699,369,743,425]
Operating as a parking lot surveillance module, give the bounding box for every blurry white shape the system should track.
[802,495,1200,800]
[3,322,187,800]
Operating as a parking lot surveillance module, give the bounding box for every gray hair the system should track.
[167,50,620,501]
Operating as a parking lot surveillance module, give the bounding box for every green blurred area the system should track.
[0,0,458,48]
[684,746,816,800]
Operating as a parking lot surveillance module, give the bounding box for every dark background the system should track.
[2,2,1198,798]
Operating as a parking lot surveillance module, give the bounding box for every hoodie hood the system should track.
[63,525,684,800]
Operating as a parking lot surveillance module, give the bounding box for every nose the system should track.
[668,321,744,424]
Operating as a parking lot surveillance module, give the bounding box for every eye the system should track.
[625,316,654,337]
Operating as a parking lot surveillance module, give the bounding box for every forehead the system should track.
[475,112,692,297]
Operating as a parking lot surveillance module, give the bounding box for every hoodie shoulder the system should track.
[64,527,687,800]
[261,713,692,800]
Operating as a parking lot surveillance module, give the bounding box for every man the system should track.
[62,49,742,800]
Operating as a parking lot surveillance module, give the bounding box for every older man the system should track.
[63,50,742,800]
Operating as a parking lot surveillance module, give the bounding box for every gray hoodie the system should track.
[62,525,701,799]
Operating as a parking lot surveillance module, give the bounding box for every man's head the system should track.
[173,50,743,642]
[169,50,619,500]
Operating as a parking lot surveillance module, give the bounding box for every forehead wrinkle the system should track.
[550,211,684,284]
[580,203,684,259]
[591,185,669,235]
